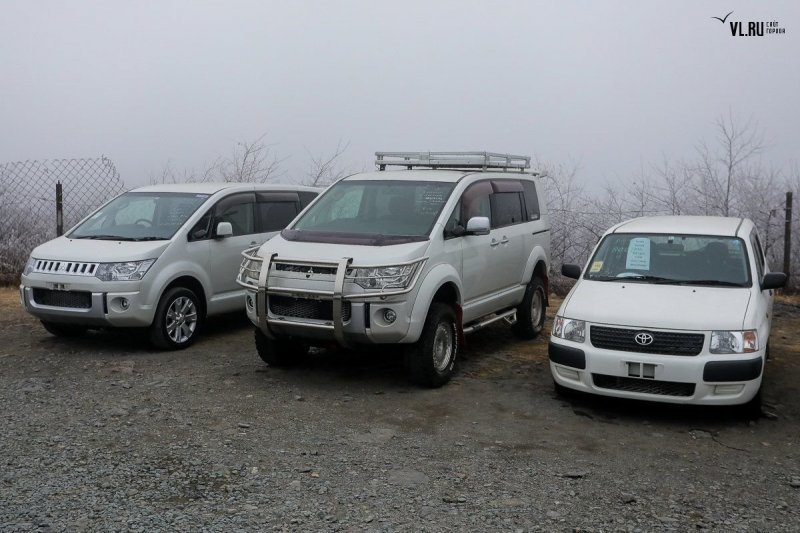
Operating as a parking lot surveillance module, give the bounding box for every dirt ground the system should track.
[1,287,799,531]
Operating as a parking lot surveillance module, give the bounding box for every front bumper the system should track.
[238,250,420,345]
[549,338,764,406]
[19,278,155,327]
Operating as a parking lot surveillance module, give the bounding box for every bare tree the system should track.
[304,140,351,187]
[218,134,285,183]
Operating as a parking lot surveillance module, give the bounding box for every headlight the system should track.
[348,261,422,290]
[710,330,758,354]
[95,259,155,281]
[552,315,586,343]
[23,256,36,276]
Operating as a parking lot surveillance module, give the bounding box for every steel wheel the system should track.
[166,296,198,344]
[530,286,544,327]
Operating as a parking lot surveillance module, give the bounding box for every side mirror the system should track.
[761,272,787,291]
[215,221,233,238]
[561,264,582,280]
[465,216,490,236]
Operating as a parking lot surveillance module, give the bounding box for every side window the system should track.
[443,200,463,239]
[750,232,765,280]
[298,191,318,209]
[460,181,492,223]
[214,194,255,236]
[521,181,540,221]
[491,192,524,228]
[258,201,299,232]
[188,209,213,241]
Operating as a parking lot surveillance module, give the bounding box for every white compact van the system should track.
[20,183,320,349]
[238,152,551,387]
[550,216,787,408]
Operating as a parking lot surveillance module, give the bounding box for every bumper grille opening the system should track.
[32,289,92,309]
[269,295,351,322]
[592,373,695,397]
[590,326,704,356]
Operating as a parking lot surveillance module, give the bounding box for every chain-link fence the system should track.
[0,157,125,283]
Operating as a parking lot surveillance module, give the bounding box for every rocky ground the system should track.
[1,287,799,532]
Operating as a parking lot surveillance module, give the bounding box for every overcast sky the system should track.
[1,1,798,187]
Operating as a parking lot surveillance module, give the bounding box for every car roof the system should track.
[129,182,321,194]
[342,170,536,183]
[611,215,747,237]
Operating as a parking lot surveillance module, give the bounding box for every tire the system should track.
[512,275,546,340]
[148,287,203,350]
[41,321,87,337]
[254,328,309,367]
[741,388,763,420]
[404,303,459,388]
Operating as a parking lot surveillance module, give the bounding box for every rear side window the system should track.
[521,181,540,220]
[491,192,524,228]
[258,202,298,232]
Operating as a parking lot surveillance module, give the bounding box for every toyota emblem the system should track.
[634,332,654,346]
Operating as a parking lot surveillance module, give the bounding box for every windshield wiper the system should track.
[673,279,746,287]
[74,235,136,241]
[130,237,167,241]
[590,275,678,283]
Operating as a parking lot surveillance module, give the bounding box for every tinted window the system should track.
[259,202,298,232]
[215,194,255,236]
[460,181,492,222]
[299,191,318,208]
[522,181,540,220]
[491,192,524,227]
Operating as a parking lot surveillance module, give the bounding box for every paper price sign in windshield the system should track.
[625,238,651,270]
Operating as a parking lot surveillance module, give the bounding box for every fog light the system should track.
[714,384,744,395]
[555,366,580,381]
[120,298,129,310]
[246,295,254,310]
[383,309,397,324]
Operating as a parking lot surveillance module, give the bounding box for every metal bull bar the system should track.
[237,247,353,346]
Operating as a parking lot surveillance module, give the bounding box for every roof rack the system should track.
[375,151,530,172]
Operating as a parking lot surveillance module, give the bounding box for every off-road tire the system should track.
[41,321,87,337]
[148,287,203,350]
[512,275,546,339]
[405,303,459,388]
[254,328,309,367]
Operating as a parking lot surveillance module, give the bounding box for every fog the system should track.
[1,1,798,186]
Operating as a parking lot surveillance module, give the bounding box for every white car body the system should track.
[20,182,319,345]
[239,161,551,385]
[549,215,784,406]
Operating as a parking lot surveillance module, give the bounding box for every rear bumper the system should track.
[549,338,764,405]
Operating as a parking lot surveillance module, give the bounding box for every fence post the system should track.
[56,181,63,236]
[785,191,793,279]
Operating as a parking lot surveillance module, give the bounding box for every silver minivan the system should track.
[20,183,319,349]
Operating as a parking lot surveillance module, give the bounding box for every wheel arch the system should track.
[403,264,462,343]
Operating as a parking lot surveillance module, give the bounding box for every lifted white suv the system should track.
[238,152,551,386]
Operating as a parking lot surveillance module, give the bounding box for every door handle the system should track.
[250,241,259,246]
[500,237,510,244]
[490,239,500,247]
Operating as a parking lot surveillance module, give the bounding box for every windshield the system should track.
[285,180,455,245]
[585,233,751,287]
[68,192,210,241]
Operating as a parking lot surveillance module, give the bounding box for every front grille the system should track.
[590,326,704,356]
[269,295,351,322]
[274,263,337,276]
[33,260,99,276]
[32,289,92,309]
[592,374,695,397]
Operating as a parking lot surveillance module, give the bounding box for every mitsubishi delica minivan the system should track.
[549,215,787,408]
[238,151,551,387]
[20,183,319,349]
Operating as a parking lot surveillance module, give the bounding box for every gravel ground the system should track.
[1,288,799,532]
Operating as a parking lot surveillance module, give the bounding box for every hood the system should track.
[561,280,752,331]
[257,235,430,266]
[31,236,171,263]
